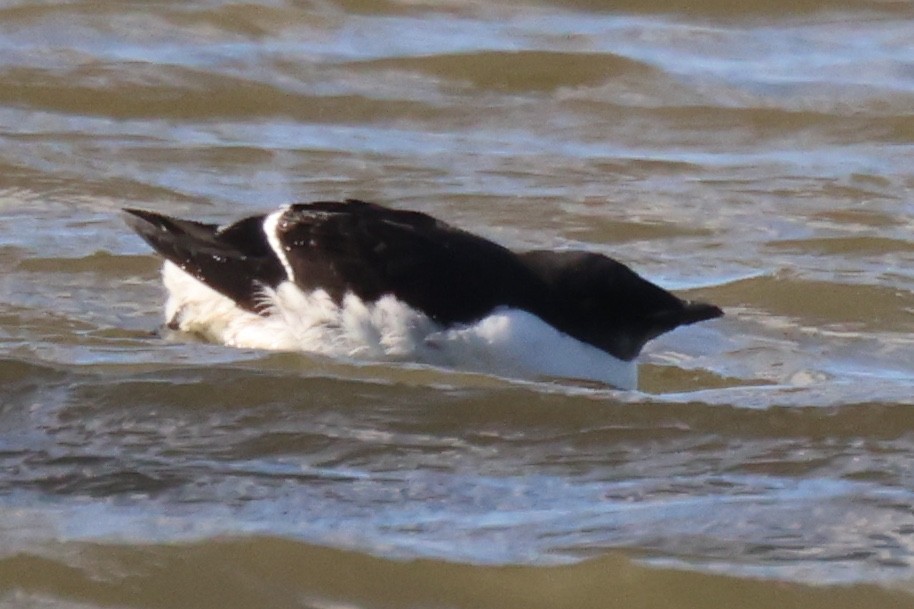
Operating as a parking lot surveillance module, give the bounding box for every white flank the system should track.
[426,309,638,390]
[262,208,294,281]
[161,262,637,389]
[162,261,264,346]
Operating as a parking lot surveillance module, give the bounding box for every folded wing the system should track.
[274,200,541,324]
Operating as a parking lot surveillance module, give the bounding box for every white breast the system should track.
[161,262,637,389]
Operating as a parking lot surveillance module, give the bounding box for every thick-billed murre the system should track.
[125,200,722,389]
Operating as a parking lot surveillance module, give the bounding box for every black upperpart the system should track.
[125,200,723,361]
[274,200,542,324]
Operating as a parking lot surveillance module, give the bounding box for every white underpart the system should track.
[161,262,638,390]
[262,208,294,281]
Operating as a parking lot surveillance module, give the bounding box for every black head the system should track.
[519,250,722,361]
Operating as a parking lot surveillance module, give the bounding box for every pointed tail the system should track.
[124,208,226,261]
[123,208,283,312]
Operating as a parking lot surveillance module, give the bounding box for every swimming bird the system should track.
[124,200,722,389]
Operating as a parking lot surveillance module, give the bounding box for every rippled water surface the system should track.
[2,1,914,607]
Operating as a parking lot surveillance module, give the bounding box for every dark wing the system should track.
[123,208,285,312]
[276,200,541,324]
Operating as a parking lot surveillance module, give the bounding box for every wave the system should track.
[2,537,911,609]
[349,50,653,92]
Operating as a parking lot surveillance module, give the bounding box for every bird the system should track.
[124,199,722,389]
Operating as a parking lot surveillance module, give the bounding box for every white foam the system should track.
[160,263,637,389]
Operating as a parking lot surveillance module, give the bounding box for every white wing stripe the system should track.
[263,208,295,282]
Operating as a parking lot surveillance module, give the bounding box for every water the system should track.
[1,1,914,607]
